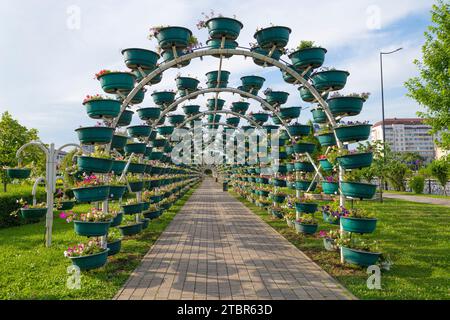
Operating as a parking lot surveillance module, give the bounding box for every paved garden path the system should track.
[384,193,450,207]
[115,179,354,300]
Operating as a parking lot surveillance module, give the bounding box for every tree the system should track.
[0,111,44,191]
[385,161,411,191]
[399,152,425,171]
[429,157,449,195]
[405,0,450,151]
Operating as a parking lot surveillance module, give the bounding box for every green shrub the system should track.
[409,175,425,194]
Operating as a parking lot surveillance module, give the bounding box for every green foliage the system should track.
[409,175,425,194]
[385,161,410,191]
[297,40,316,50]
[429,158,449,194]
[405,0,450,151]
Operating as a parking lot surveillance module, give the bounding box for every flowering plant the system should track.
[343,208,375,219]
[10,199,47,217]
[94,69,123,79]
[107,228,122,243]
[319,230,341,240]
[196,10,230,29]
[74,174,105,188]
[83,94,111,104]
[322,201,347,222]
[88,146,111,159]
[124,198,140,206]
[335,236,379,252]
[336,120,370,127]
[318,155,328,161]
[64,239,104,258]
[329,92,371,101]
[296,214,318,225]
[147,25,168,40]
[284,211,296,221]
[60,208,115,223]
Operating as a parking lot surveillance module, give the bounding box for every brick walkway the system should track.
[115,179,354,300]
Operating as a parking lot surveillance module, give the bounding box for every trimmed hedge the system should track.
[0,185,46,228]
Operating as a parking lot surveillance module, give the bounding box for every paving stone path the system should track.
[383,193,450,207]
[115,179,354,300]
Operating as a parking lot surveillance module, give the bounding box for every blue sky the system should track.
[0,0,434,146]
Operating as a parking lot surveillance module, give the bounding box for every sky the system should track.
[0,0,434,146]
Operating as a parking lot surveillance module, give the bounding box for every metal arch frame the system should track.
[177,110,262,129]
[111,47,345,205]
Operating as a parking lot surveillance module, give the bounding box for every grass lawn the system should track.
[0,184,198,300]
[230,191,450,300]
[384,190,450,200]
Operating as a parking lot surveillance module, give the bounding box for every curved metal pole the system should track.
[16,141,49,164]
[57,143,82,155]
[177,110,262,129]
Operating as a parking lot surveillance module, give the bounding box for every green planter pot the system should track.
[73,186,110,203]
[156,26,192,49]
[265,91,289,106]
[289,47,327,69]
[127,125,151,138]
[142,202,151,211]
[75,127,114,145]
[206,39,238,58]
[151,138,167,148]
[295,222,318,235]
[281,107,301,120]
[250,47,282,67]
[319,159,334,171]
[157,125,175,136]
[124,143,147,155]
[295,181,317,192]
[259,190,270,197]
[257,178,269,185]
[98,72,136,94]
[294,161,314,173]
[176,77,200,91]
[208,114,221,123]
[271,194,286,203]
[251,113,269,124]
[144,210,161,220]
[311,109,328,124]
[117,110,134,127]
[271,209,284,219]
[286,163,295,173]
[341,182,377,199]
[282,67,311,84]
[137,107,161,121]
[207,98,226,111]
[83,99,121,119]
[322,212,340,225]
[125,88,146,105]
[6,168,31,179]
[299,86,325,103]
[317,133,337,147]
[121,203,144,215]
[272,116,283,125]
[122,48,159,70]
[107,239,122,256]
[287,124,310,137]
[206,71,231,84]
[20,208,47,220]
[161,49,191,67]
[241,76,265,91]
[183,105,200,115]
[141,218,150,230]
[128,163,146,174]
[132,67,163,84]
[226,117,240,127]
[254,26,292,48]
[110,212,124,227]
[322,182,339,195]
[128,181,144,193]
[148,152,163,161]
[111,135,128,150]
[74,220,111,237]
[341,217,378,234]
[231,102,250,114]
[328,96,365,117]
[295,202,318,214]
[56,201,76,211]
[341,247,381,267]
[337,152,373,169]
[111,160,127,175]
[271,178,286,187]
[334,125,372,143]
[293,142,316,154]
[77,156,113,174]
[119,223,143,236]
[312,70,350,91]
[152,91,176,106]
[206,17,243,40]
[68,249,109,271]
[168,114,185,126]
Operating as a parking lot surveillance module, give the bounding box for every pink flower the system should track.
[59,212,67,219]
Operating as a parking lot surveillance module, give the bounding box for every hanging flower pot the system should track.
[241,76,265,91]
[334,124,372,143]
[289,47,327,69]
[110,212,124,227]
[121,202,144,215]
[72,186,111,202]
[207,98,226,111]
[231,101,250,114]
[287,123,310,137]
[155,26,193,49]
[107,239,122,256]
[206,70,231,85]
[141,218,150,230]
[127,125,151,138]
[250,47,282,67]
[161,49,191,68]
[74,220,111,237]
[322,212,340,226]
[6,168,31,179]
[148,151,163,160]
[97,72,136,94]
[109,186,126,200]
[20,208,47,220]
[295,202,318,214]
[341,182,377,199]
[117,110,134,127]
[137,107,161,121]
[293,142,316,154]
[205,17,244,40]
[254,26,292,49]
[226,117,240,127]
[286,162,295,173]
[144,210,162,220]
[75,127,114,145]
[68,249,109,271]
[122,48,160,70]
[317,133,337,147]
[282,67,312,84]
[271,208,284,219]
[311,70,350,91]
[328,96,365,116]
[206,39,238,58]
[295,180,317,191]
[124,143,147,155]
[265,91,289,106]
[271,178,286,187]
[251,112,269,124]
[83,98,121,120]
[280,107,301,120]
[176,77,200,92]
[128,181,144,193]
[322,181,339,195]
[77,156,113,174]
[133,68,163,84]
[311,108,328,124]
[183,105,200,115]
[341,217,378,234]
[56,201,76,211]
[128,163,146,174]
[119,223,143,236]
[168,114,185,126]
[152,91,176,106]
[208,114,221,123]
[111,160,127,175]
[337,152,374,170]
[341,247,381,267]
[319,159,333,171]
[294,161,314,173]
[272,116,283,125]
[126,88,146,105]
[157,125,175,136]
[257,177,269,185]
[270,193,286,203]
[295,221,318,235]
